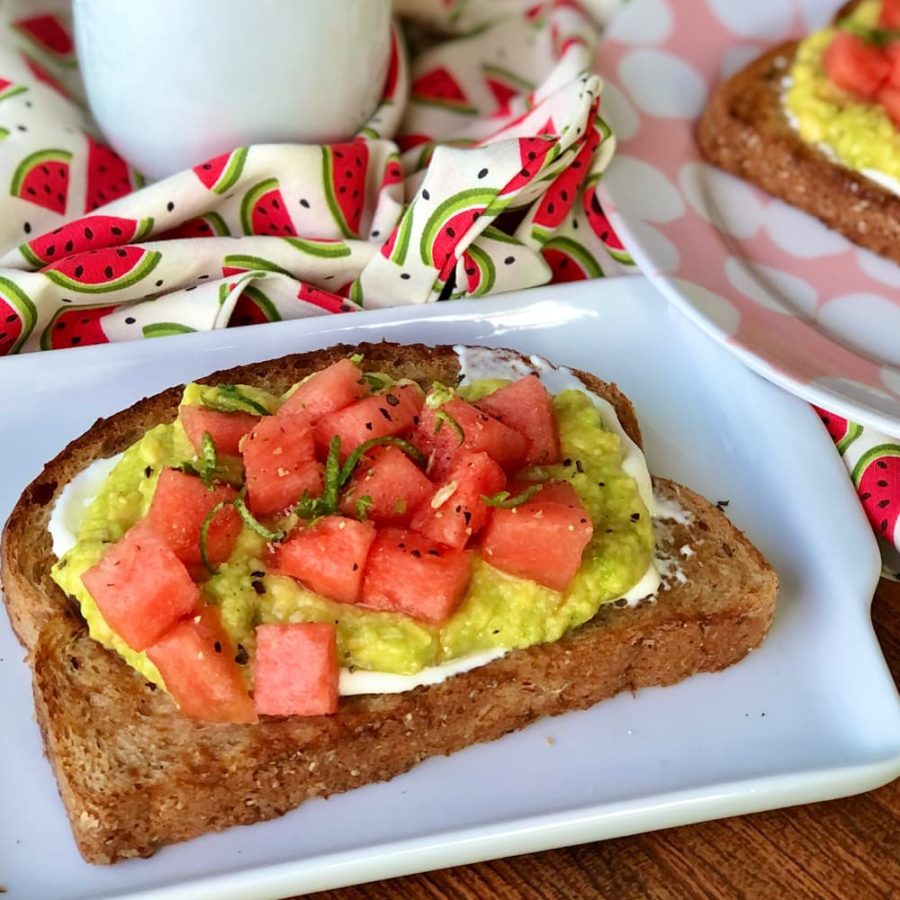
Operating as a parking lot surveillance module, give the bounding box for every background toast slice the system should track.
[697,42,900,265]
[1,342,777,863]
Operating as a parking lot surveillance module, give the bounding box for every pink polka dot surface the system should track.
[597,0,900,437]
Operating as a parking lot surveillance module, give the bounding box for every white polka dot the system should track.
[721,45,765,80]
[618,49,707,119]
[603,155,684,223]
[606,0,673,46]
[628,220,680,274]
[707,0,792,41]
[679,161,763,239]
[798,0,835,31]
[881,367,900,399]
[856,247,900,287]
[670,278,740,337]
[600,81,640,142]
[817,294,900,367]
[725,257,819,316]
[763,200,849,258]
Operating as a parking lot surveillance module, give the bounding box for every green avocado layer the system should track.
[51,378,654,687]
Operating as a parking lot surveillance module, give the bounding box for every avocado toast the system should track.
[1,341,777,863]
[698,0,900,264]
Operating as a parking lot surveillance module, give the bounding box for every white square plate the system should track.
[0,279,897,900]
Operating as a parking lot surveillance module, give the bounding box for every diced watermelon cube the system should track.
[243,410,323,516]
[314,383,424,459]
[273,515,376,604]
[360,528,472,623]
[81,521,200,651]
[146,468,241,567]
[825,32,891,99]
[180,405,259,456]
[339,445,433,525]
[880,0,900,28]
[146,605,257,724]
[888,42,900,87]
[278,358,370,424]
[410,451,506,549]
[480,481,593,592]
[253,623,338,717]
[878,83,900,126]
[475,375,561,467]
[412,396,527,481]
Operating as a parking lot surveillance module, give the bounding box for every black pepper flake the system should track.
[463,510,472,525]
[575,460,584,474]
[630,512,641,522]
[147,682,157,691]
[411,549,422,558]
[352,562,359,571]
[580,518,587,524]
[379,407,392,421]
[251,570,265,578]
[144,466,152,478]
[235,644,249,665]
[597,482,605,488]
[563,458,573,467]
[385,392,400,407]
[365,421,374,431]
[427,549,440,556]
[69,656,80,670]
[715,499,730,511]
[251,580,265,595]
[213,641,223,653]
[454,504,462,513]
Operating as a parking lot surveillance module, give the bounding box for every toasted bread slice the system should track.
[697,42,900,265]
[1,343,777,863]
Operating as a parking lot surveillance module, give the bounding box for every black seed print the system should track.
[104,266,114,278]
[166,201,174,212]
[504,256,515,265]
[23,222,31,233]
[125,316,136,324]
[423,188,430,200]
[400,272,410,280]
[477,167,488,179]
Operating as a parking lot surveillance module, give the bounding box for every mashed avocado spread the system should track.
[785,0,900,181]
[50,376,654,689]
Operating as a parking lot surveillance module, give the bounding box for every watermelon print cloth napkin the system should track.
[0,0,897,572]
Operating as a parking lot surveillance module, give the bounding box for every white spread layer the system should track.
[48,348,674,695]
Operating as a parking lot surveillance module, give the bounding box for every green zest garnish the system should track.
[482,484,542,508]
[202,385,270,417]
[234,497,285,541]
[199,500,229,575]
[425,383,455,409]
[322,435,342,511]
[434,410,464,445]
[355,494,373,521]
[349,353,364,365]
[361,372,389,390]
[200,432,218,488]
[840,21,900,46]
[339,436,425,487]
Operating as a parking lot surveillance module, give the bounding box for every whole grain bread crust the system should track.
[697,35,900,264]
[1,342,776,864]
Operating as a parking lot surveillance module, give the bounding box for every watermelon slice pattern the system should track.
[411,66,476,114]
[240,179,296,236]
[13,15,75,65]
[10,148,71,213]
[193,148,248,195]
[40,303,117,349]
[322,142,369,238]
[158,212,230,241]
[85,136,143,212]
[19,215,154,266]
[43,246,162,294]
[853,447,900,545]
[0,276,37,354]
[230,285,280,327]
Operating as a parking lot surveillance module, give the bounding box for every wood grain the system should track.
[308,579,900,900]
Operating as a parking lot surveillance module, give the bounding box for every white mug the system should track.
[73,0,393,181]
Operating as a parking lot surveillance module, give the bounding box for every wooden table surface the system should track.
[311,578,900,900]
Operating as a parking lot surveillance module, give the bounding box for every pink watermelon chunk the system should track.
[19,214,154,267]
[158,211,229,240]
[323,141,368,238]
[530,131,597,241]
[229,285,280,327]
[10,148,70,213]
[853,446,900,542]
[499,136,558,197]
[411,66,476,113]
[240,178,296,236]
[22,53,68,97]
[85,136,143,212]
[13,15,74,62]
[43,246,162,294]
[297,282,346,313]
[40,303,117,349]
[0,276,37,355]
[193,147,248,194]
[543,236,603,283]
[583,187,630,263]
